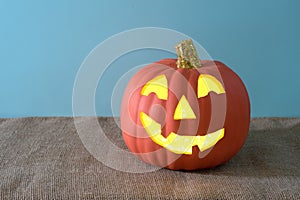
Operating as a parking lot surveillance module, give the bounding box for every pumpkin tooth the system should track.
[196,128,225,152]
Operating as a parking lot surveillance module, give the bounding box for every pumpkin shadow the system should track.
[104,117,300,177]
[186,128,300,178]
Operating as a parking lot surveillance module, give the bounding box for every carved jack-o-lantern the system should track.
[121,40,250,170]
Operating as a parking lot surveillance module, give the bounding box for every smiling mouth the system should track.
[140,112,224,155]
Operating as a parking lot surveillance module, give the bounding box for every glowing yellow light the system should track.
[141,75,168,100]
[140,112,224,154]
[198,74,225,98]
[174,95,196,120]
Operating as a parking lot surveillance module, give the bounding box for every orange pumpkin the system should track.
[121,40,250,170]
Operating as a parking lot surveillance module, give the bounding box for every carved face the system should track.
[139,73,225,154]
[121,59,250,170]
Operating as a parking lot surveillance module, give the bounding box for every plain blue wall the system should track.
[0,0,299,118]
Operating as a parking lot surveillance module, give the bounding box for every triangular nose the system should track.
[174,95,196,120]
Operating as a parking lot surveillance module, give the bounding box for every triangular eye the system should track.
[141,75,168,100]
[198,74,225,98]
[174,95,196,120]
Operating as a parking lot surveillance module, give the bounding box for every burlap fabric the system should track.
[0,117,299,199]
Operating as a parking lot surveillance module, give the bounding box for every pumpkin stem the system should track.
[175,39,202,69]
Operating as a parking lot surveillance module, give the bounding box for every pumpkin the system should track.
[121,39,250,170]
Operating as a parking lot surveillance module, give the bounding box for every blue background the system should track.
[0,0,299,118]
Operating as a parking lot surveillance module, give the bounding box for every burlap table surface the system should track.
[0,117,299,199]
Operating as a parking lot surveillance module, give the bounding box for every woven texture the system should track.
[0,117,299,199]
